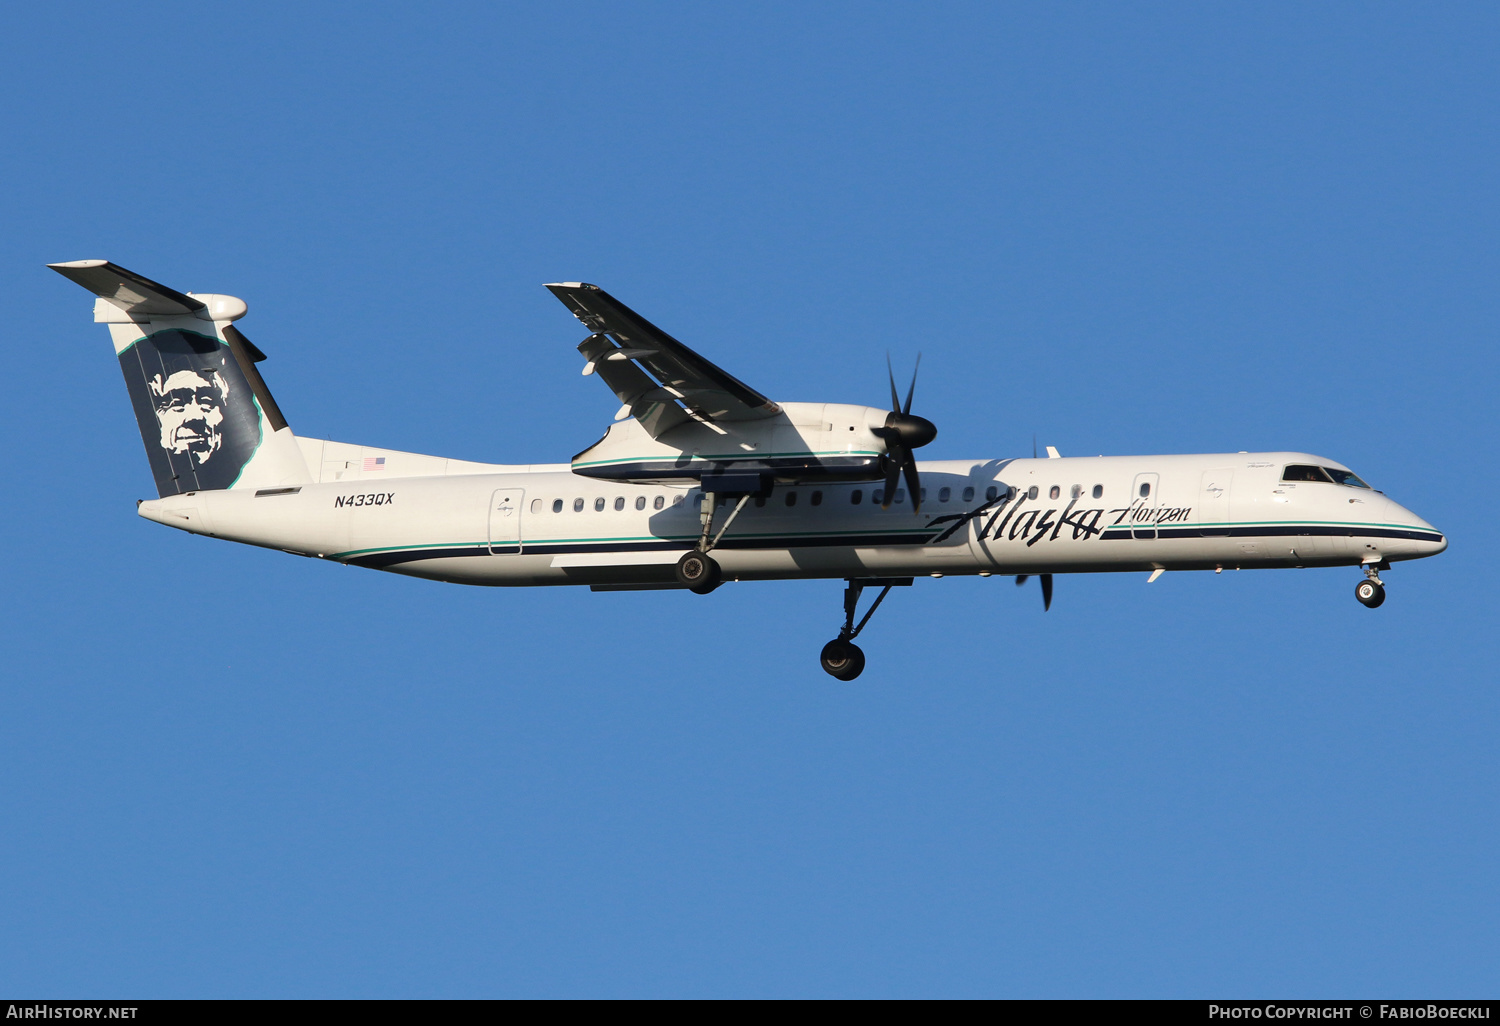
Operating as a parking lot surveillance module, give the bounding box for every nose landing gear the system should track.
[1356,562,1387,608]
[819,577,913,680]
[820,638,865,681]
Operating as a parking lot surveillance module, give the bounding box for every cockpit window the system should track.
[1323,468,1370,488]
[1282,464,1371,487]
[1282,464,1333,483]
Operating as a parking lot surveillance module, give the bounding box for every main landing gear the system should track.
[675,488,753,594]
[820,577,912,681]
[675,550,721,593]
[1356,562,1387,609]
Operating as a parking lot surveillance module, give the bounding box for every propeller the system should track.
[1020,436,1053,609]
[874,354,938,513]
[1015,573,1054,611]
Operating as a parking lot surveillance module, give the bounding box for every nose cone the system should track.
[1416,515,1448,555]
[1387,499,1447,556]
[883,411,937,449]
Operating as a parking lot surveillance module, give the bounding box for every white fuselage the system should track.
[137,451,1446,589]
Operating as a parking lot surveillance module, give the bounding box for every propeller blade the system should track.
[881,448,902,509]
[903,458,922,515]
[903,353,922,415]
[1015,575,1029,586]
[877,354,935,512]
[1040,573,1053,611]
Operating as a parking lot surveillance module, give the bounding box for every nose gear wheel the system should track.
[1356,562,1387,608]
[818,577,912,680]
[820,639,866,681]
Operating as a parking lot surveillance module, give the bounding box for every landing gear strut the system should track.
[675,488,752,594]
[1356,562,1386,609]
[819,577,912,681]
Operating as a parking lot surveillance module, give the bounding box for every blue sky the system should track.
[1,2,1496,997]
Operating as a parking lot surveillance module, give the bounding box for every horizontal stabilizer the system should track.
[48,260,206,317]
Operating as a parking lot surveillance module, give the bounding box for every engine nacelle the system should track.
[571,402,897,486]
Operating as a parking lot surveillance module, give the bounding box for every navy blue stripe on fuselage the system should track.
[1098,524,1443,543]
[341,531,940,568]
[345,545,502,568]
[342,522,1444,569]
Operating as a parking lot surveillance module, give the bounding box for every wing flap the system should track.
[578,330,693,436]
[548,283,780,436]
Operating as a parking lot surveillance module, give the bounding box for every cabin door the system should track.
[1198,469,1234,536]
[487,489,525,554]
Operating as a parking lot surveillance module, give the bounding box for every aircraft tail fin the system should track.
[50,260,312,498]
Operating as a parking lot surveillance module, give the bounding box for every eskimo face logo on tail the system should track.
[149,368,229,466]
[120,329,263,496]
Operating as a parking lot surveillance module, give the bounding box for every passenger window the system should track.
[530,499,543,514]
[1092,484,1103,499]
[1139,482,1151,498]
[785,491,797,507]
[653,495,665,510]
[671,494,684,506]
[754,495,766,508]
[986,486,998,501]
[573,498,585,512]
[894,489,905,504]
[594,497,606,511]
[1070,484,1082,499]
[939,487,951,502]
[811,490,823,506]
[613,496,625,511]
[635,495,646,510]
[919,488,927,503]
[552,499,563,513]
[1049,485,1060,500]
[962,486,974,502]
[851,489,863,505]
[1027,485,1039,500]
[872,489,884,505]
[1282,464,1332,483]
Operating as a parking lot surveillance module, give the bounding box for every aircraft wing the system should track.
[545,282,780,438]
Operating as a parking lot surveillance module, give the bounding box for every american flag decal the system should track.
[363,456,386,471]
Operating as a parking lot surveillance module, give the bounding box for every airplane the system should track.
[51,259,1447,680]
